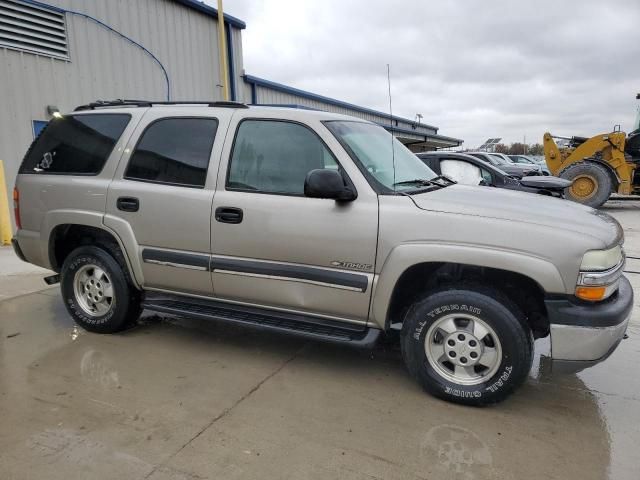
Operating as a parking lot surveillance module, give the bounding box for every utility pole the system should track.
[217,0,230,101]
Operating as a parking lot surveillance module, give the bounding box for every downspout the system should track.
[216,0,230,100]
[250,81,257,105]
[225,23,236,101]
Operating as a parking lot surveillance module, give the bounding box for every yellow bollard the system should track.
[0,160,13,245]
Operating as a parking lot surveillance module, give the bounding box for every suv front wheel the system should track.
[401,287,533,406]
[61,246,141,333]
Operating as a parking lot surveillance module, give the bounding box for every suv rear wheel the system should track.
[61,246,141,333]
[400,287,533,406]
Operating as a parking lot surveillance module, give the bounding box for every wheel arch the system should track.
[371,244,564,338]
[48,223,141,289]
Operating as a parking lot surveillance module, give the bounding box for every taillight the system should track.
[13,187,21,230]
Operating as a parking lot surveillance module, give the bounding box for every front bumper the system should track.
[545,275,633,372]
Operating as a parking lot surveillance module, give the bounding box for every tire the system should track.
[560,161,613,208]
[61,245,142,333]
[400,287,533,406]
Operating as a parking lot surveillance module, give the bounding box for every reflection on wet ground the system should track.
[0,200,638,479]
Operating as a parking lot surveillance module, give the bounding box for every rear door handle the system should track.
[117,197,139,212]
[215,207,243,224]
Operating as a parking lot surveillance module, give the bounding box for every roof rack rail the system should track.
[74,99,249,111]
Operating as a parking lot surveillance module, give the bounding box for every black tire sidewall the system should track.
[561,162,612,208]
[401,289,532,406]
[61,246,133,333]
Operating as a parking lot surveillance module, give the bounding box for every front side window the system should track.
[20,114,131,175]
[325,121,437,192]
[125,118,218,188]
[227,120,339,195]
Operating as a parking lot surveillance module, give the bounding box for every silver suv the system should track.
[12,100,633,405]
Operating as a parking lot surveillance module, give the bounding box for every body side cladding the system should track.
[141,249,370,292]
[211,257,369,292]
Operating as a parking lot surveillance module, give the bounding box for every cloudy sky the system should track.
[219,0,640,148]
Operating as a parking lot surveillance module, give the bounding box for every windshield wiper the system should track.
[431,175,456,185]
[393,178,438,187]
[393,176,454,188]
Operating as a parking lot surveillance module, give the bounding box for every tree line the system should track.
[492,142,544,156]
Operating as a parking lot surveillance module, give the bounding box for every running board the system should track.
[141,293,380,348]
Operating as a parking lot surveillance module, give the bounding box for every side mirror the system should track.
[304,169,357,201]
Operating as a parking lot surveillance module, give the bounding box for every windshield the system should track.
[325,121,437,192]
[634,103,640,131]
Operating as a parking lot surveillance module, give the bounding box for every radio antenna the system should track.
[387,64,397,191]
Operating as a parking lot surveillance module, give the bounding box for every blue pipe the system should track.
[20,0,171,100]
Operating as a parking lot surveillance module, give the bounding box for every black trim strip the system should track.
[142,249,370,292]
[142,249,210,270]
[211,257,369,292]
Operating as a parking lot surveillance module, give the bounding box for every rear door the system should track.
[105,108,234,296]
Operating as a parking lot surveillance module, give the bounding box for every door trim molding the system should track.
[141,249,370,292]
[210,257,369,292]
[142,248,209,271]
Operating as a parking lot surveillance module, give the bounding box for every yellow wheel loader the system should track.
[543,94,640,208]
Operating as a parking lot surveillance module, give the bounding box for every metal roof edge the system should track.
[172,0,246,29]
[244,74,440,132]
[382,124,463,145]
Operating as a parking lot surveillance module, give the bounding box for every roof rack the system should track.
[74,99,249,111]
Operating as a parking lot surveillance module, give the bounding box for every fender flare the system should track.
[370,243,566,329]
[42,210,143,288]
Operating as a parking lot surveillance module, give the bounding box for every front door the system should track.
[210,115,378,323]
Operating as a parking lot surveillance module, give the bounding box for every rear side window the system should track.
[125,118,218,188]
[19,114,131,174]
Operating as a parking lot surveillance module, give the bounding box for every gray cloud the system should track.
[222,0,640,148]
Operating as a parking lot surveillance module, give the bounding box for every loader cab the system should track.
[626,130,640,160]
[626,95,640,159]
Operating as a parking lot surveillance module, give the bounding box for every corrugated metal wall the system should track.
[0,0,244,204]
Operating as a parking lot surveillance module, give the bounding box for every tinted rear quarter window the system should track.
[125,118,218,188]
[19,114,131,174]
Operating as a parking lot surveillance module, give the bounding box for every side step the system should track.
[141,293,381,348]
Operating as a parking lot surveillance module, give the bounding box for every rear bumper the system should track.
[11,237,27,262]
[13,229,48,268]
[545,275,633,372]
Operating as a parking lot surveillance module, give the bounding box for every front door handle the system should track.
[117,197,139,212]
[215,207,243,224]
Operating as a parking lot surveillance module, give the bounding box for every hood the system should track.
[501,164,538,176]
[411,185,622,246]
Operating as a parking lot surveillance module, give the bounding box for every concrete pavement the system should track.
[0,200,639,479]
[0,245,52,301]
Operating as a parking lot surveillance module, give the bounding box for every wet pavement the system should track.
[1,200,639,479]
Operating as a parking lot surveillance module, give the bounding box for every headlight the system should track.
[580,245,622,271]
[576,245,625,301]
